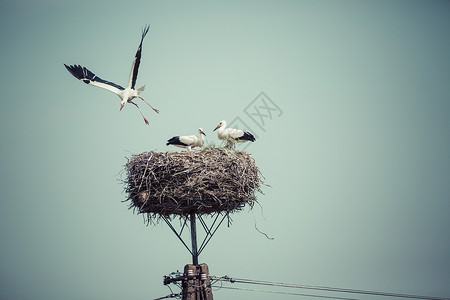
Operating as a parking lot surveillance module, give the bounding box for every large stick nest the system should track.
[123,148,263,219]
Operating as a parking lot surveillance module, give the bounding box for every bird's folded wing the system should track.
[227,128,244,139]
[179,135,197,145]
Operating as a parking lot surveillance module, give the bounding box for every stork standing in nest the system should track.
[213,120,256,147]
[166,128,206,151]
[64,25,159,125]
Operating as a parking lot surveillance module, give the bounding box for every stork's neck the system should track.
[218,123,226,135]
[197,133,205,147]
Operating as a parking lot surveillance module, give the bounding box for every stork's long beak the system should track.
[201,130,206,136]
[120,103,125,111]
[213,125,220,131]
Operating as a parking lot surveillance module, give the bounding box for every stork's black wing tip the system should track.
[142,24,150,39]
[242,132,256,142]
[64,63,73,72]
[167,136,185,147]
[64,64,97,84]
[64,64,82,80]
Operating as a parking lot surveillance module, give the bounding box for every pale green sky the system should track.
[1,1,449,299]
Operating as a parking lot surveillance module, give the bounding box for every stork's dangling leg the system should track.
[130,101,149,125]
[138,96,159,114]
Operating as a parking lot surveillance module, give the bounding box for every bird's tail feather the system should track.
[137,85,145,93]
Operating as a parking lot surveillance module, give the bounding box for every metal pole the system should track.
[190,213,198,266]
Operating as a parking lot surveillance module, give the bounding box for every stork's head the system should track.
[213,120,226,131]
[199,128,206,136]
[119,100,126,111]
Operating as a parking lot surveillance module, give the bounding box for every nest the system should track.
[123,148,263,220]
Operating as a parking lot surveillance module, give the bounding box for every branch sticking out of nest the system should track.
[123,147,263,220]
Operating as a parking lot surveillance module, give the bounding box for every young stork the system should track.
[64,25,158,125]
[213,120,255,147]
[166,128,206,151]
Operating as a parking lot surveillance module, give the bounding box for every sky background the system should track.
[1,0,449,299]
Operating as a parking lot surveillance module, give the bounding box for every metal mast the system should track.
[189,213,198,266]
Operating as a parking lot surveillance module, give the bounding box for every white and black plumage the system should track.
[64,25,158,125]
[213,120,255,146]
[166,128,206,151]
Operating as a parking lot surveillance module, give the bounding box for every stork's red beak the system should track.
[201,130,206,136]
[120,103,124,111]
[213,124,220,131]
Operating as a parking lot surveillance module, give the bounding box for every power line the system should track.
[211,276,450,300]
[219,285,360,300]
[153,293,179,300]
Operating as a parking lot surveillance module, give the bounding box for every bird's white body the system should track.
[217,126,244,141]
[167,128,206,151]
[118,85,145,107]
[213,120,256,146]
[177,134,205,151]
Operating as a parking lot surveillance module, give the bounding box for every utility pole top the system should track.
[180,264,213,300]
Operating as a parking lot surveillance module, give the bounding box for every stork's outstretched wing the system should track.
[64,64,124,95]
[128,25,150,90]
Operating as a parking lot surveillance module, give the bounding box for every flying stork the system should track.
[166,128,206,151]
[64,25,158,125]
[213,120,255,146]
